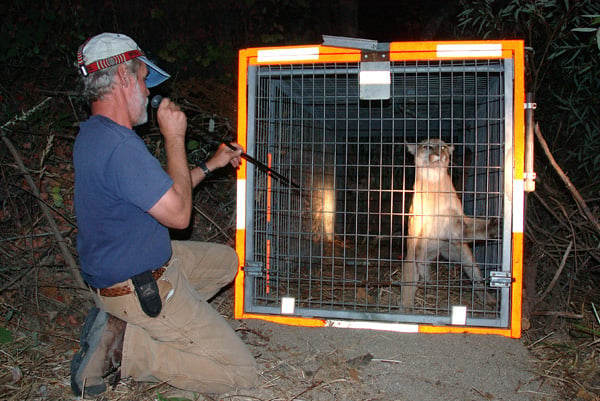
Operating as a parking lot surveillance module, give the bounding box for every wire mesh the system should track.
[245,59,508,326]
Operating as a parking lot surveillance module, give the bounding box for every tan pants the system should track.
[97,241,258,394]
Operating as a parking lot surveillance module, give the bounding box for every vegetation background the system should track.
[1,0,599,399]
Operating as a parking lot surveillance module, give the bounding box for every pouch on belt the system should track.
[131,270,162,317]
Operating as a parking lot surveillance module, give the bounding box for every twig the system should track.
[1,97,53,129]
[0,265,35,292]
[193,204,232,242]
[34,88,79,97]
[530,191,571,232]
[534,122,600,236]
[0,230,73,243]
[536,241,572,305]
[1,98,89,292]
[372,358,403,364]
[571,324,600,337]
[234,327,271,344]
[530,311,583,319]
[472,387,494,399]
[219,395,264,400]
[9,320,80,343]
[291,378,349,400]
[7,183,77,228]
[526,331,554,349]
[592,303,600,326]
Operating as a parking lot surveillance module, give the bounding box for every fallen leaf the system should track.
[12,366,23,382]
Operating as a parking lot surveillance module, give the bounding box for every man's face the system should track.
[128,63,149,126]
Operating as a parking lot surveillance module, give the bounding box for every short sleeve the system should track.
[110,136,174,212]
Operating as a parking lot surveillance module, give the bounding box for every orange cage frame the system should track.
[234,40,525,338]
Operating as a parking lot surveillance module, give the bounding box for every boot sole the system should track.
[70,307,109,396]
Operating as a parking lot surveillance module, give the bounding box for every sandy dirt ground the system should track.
[156,313,561,401]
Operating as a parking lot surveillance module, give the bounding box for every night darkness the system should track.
[0,0,467,89]
[357,0,462,41]
[1,1,599,399]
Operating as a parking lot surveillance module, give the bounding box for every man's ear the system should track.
[116,63,130,87]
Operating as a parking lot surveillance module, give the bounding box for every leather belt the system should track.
[97,267,166,297]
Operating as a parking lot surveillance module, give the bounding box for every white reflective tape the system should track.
[359,70,391,85]
[257,47,320,62]
[513,179,524,232]
[437,43,503,58]
[236,179,246,229]
[451,306,467,325]
[281,297,295,314]
[326,320,419,333]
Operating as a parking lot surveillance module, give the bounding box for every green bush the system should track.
[458,0,600,185]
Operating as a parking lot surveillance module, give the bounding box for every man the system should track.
[70,32,257,396]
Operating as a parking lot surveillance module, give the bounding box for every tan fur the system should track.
[401,138,497,308]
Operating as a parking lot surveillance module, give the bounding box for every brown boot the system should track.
[70,307,126,396]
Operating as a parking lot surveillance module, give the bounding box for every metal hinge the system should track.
[242,261,264,277]
[490,271,513,288]
[322,35,378,50]
[321,35,391,100]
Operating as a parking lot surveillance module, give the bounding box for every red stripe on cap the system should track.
[81,49,144,75]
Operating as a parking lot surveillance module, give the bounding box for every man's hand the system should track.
[208,143,243,170]
[148,97,192,229]
[156,98,187,142]
[191,143,243,187]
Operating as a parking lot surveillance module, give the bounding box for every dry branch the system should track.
[536,241,572,305]
[1,98,88,292]
[193,203,233,243]
[534,122,600,236]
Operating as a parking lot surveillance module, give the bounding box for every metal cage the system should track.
[235,40,525,337]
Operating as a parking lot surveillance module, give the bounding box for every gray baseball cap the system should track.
[77,32,170,88]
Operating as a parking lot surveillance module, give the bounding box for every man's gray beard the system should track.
[133,102,148,126]
[131,79,148,127]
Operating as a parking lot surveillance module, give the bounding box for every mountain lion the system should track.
[401,138,498,308]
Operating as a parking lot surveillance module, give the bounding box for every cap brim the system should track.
[139,56,170,88]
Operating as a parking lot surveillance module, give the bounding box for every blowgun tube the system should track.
[151,94,299,188]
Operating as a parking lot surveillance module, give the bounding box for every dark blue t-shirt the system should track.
[74,115,173,288]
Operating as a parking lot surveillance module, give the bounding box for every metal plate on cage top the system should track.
[359,60,391,100]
